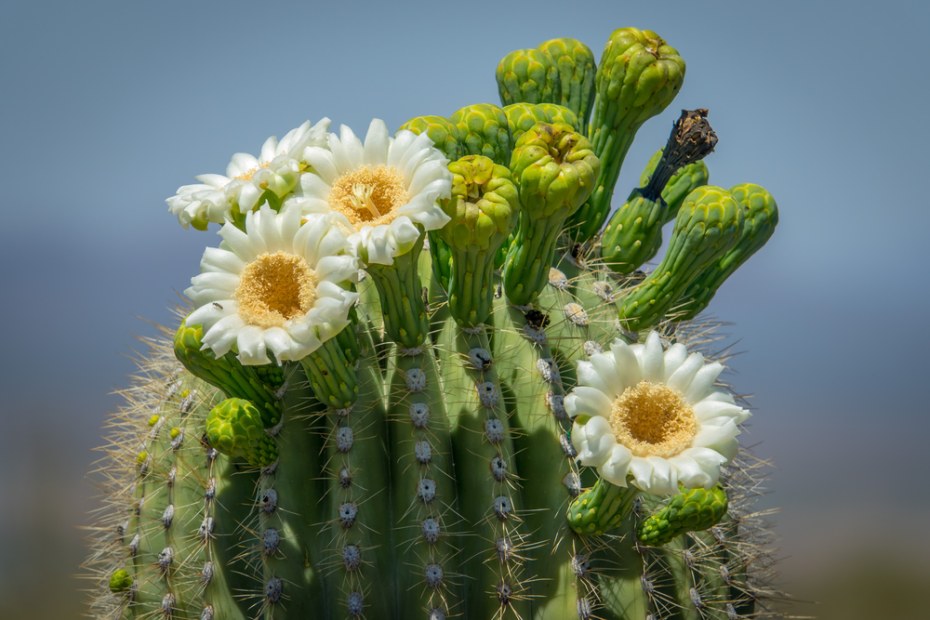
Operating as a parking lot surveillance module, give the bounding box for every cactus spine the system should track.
[89,26,781,620]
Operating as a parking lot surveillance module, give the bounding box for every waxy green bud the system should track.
[399,115,464,161]
[173,320,282,426]
[509,122,599,219]
[538,37,597,132]
[206,398,278,467]
[108,568,133,594]
[438,155,519,326]
[504,122,599,306]
[617,186,743,331]
[503,102,579,145]
[568,27,686,241]
[638,485,728,546]
[449,103,512,166]
[676,183,779,320]
[567,479,638,536]
[496,48,560,108]
[440,156,518,251]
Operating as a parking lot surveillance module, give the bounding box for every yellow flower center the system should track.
[609,381,697,458]
[235,251,317,328]
[328,165,409,226]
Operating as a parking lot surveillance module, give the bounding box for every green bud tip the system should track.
[439,155,520,251]
[205,398,279,467]
[147,414,160,427]
[108,568,133,594]
[510,122,600,218]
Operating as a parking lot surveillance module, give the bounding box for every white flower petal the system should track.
[639,331,665,381]
[666,352,705,393]
[184,207,358,365]
[598,445,632,487]
[684,362,725,403]
[563,331,748,497]
[572,416,615,466]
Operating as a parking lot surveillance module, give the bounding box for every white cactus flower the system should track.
[185,204,358,365]
[167,119,331,229]
[565,332,750,496]
[290,119,452,265]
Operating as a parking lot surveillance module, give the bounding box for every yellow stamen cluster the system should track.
[235,251,317,328]
[329,165,408,225]
[609,381,697,458]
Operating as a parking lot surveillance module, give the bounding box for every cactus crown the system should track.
[88,25,781,620]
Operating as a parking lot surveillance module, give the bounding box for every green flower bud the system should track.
[449,103,512,165]
[567,479,638,537]
[439,156,519,251]
[510,122,599,219]
[496,48,560,107]
[173,320,282,426]
[503,102,579,145]
[205,398,278,467]
[617,186,743,331]
[675,183,779,320]
[399,115,464,162]
[504,122,599,306]
[438,156,519,326]
[568,27,686,242]
[108,568,133,594]
[637,485,728,546]
[537,37,597,132]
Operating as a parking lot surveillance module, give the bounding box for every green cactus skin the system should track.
[568,27,686,241]
[438,319,530,619]
[638,485,729,546]
[89,26,783,620]
[675,183,779,321]
[617,186,744,332]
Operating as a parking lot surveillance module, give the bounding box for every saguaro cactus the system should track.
[87,26,780,620]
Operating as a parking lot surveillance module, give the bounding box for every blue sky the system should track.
[1,1,928,616]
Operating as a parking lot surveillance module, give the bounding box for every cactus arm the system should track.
[437,317,530,618]
[252,368,331,619]
[568,27,686,242]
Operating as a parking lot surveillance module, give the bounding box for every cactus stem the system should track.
[365,235,430,349]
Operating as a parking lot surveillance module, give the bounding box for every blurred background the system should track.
[2,1,928,618]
